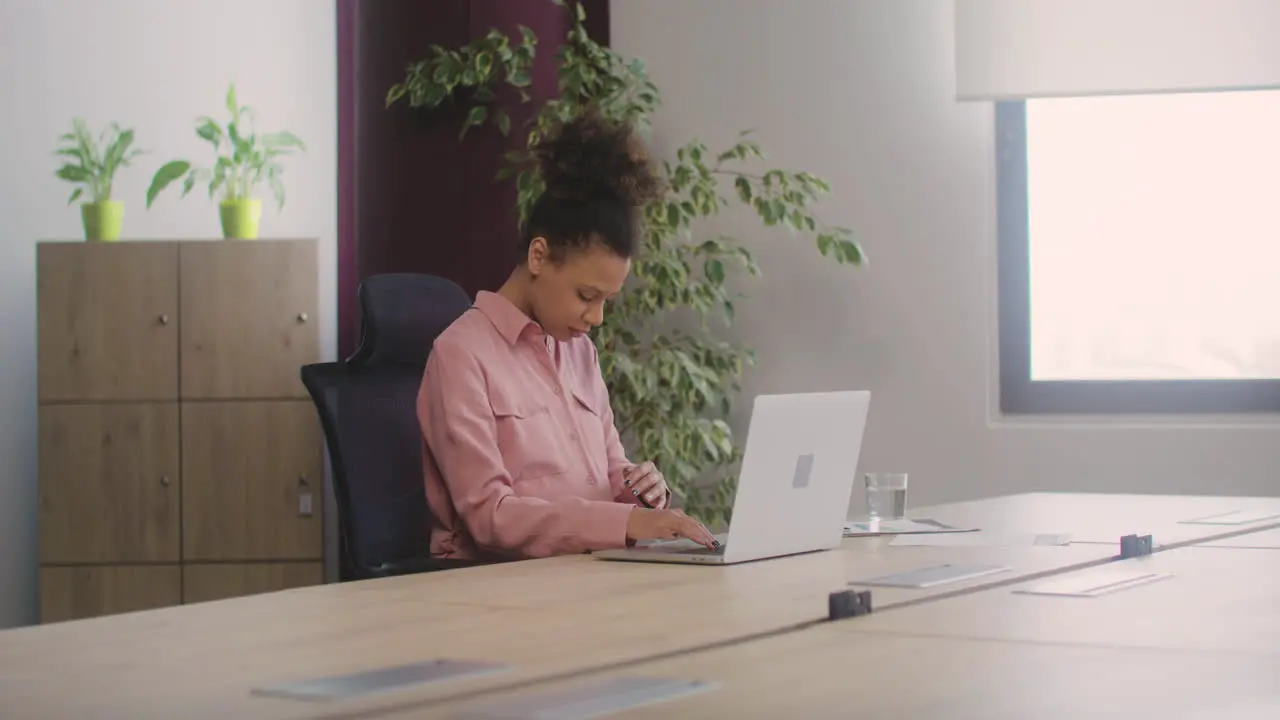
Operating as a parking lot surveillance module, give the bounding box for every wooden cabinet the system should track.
[36,240,325,623]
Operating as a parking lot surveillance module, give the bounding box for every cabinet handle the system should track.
[160,475,172,487]
[296,312,309,323]
[158,313,170,325]
[297,475,314,518]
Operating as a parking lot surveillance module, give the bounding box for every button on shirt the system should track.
[418,291,669,560]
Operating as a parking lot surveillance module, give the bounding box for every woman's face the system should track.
[527,237,630,342]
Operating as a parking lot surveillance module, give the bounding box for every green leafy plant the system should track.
[146,84,306,210]
[55,119,144,204]
[388,1,864,526]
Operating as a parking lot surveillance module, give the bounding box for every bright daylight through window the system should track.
[1024,90,1280,382]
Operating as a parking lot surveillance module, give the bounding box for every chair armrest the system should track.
[373,557,480,576]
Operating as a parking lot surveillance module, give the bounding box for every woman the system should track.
[418,111,718,561]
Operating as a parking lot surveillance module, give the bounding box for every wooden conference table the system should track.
[0,492,1277,719]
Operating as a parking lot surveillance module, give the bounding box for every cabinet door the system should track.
[39,404,181,564]
[179,240,318,399]
[37,242,179,401]
[182,562,323,604]
[39,565,181,623]
[182,401,323,561]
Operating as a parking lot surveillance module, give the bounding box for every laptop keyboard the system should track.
[685,545,726,555]
[647,542,725,555]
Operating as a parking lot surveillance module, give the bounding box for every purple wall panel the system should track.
[336,0,610,358]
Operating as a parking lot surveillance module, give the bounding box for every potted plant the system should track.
[146,84,305,239]
[55,119,144,241]
[387,0,864,526]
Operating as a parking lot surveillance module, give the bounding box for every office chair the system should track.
[301,273,476,581]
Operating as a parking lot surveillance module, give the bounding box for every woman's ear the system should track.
[527,236,550,276]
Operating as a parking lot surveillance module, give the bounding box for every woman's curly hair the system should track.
[522,109,664,260]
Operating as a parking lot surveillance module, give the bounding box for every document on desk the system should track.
[1177,509,1280,526]
[891,531,1072,548]
[850,563,1011,588]
[457,676,719,719]
[251,659,510,702]
[843,518,978,537]
[1014,568,1173,598]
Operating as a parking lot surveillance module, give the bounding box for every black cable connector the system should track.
[828,589,873,620]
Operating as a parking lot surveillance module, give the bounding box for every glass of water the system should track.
[864,473,908,521]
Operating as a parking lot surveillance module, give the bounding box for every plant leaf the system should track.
[386,83,407,107]
[196,118,223,146]
[146,160,190,208]
[705,259,725,285]
[55,165,92,183]
[270,172,286,210]
[262,131,306,151]
[459,105,488,139]
[210,156,231,198]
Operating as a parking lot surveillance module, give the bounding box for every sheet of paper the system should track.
[251,660,510,702]
[1178,509,1280,526]
[891,531,1072,547]
[458,677,719,719]
[850,563,1011,589]
[843,517,977,537]
[1013,568,1173,598]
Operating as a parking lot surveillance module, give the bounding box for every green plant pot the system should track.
[219,199,262,240]
[81,201,124,241]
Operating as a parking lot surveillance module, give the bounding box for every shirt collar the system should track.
[474,290,540,346]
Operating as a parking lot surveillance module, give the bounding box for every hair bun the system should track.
[533,109,663,207]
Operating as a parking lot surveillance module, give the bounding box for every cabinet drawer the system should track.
[182,401,324,561]
[39,404,180,564]
[37,242,179,401]
[178,240,318,399]
[39,564,181,623]
[182,562,323,604]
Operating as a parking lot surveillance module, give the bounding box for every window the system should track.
[996,91,1280,414]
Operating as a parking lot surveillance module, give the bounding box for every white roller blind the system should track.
[955,0,1280,100]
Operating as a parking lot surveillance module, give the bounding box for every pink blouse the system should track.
[418,291,668,560]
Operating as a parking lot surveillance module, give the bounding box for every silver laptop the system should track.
[593,390,871,566]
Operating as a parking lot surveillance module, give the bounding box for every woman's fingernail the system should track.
[632,489,639,496]
[624,479,631,486]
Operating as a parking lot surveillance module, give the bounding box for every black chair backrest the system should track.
[301,274,471,580]
[349,273,474,366]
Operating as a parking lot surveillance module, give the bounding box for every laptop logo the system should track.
[791,453,815,489]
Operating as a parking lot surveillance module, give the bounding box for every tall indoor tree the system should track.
[387,0,863,525]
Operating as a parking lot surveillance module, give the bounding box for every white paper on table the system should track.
[851,563,1012,589]
[1177,509,1280,526]
[843,518,977,537]
[890,531,1073,548]
[1013,568,1173,598]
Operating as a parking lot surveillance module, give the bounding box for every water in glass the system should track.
[864,473,908,521]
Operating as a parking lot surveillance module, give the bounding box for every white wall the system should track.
[0,0,337,628]
[611,0,1280,515]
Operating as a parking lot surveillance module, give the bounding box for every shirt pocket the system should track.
[568,387,610,478]
[488,393,569,485]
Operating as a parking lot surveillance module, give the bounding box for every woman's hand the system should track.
[623,461,668,508]
[626,507,719,548]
